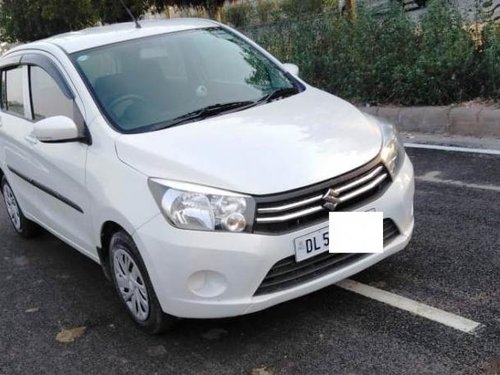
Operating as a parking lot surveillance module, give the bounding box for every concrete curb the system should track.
[358,106,500,139]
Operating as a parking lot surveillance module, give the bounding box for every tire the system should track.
[1,176,41,238]
[109,231,177,334]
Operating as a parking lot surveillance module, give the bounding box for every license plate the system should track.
[294,227,329,262]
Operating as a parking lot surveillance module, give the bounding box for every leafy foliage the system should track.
[413,0,479,104]
[222,1,255,28]
[0,0,97,43]
[0,0,226,42]
[280,0,329,18]
[2,0,499,106]
[254,0,280,24]
[170,0,227,17]
[94,0,154,24]
[240,0,492,106]
[477,22,500,99]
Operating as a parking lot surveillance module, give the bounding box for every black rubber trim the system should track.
[39,137,89,144]
[96,246,112,281]
[8,166,84,213]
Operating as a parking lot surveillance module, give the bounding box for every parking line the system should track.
[416,171,500,192]
[404,143,500,156]
[336,279,483,334]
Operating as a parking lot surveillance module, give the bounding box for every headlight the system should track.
[148,179,255,232]
[366,114,405,177]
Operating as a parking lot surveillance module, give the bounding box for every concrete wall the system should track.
[361,0,500,21]
[359,105,500,138]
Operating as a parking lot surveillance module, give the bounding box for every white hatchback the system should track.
[0,19,414,333]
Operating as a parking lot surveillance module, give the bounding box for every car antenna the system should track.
[118,0,142,29]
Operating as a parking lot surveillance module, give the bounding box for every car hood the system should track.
[115,88,382,195]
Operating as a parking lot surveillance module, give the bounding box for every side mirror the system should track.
[34,116,80,143]
[283,63,299,77]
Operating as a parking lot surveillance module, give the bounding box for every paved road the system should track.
[0,148,499,375]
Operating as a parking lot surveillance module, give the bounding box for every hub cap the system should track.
[113,248,150,321]
[3,184,21,231]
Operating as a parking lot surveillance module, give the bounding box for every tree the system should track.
[0,0,97,43]
[0,0,229,43]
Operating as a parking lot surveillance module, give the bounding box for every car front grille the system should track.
[253,158,391,234]
[253,218,400,296]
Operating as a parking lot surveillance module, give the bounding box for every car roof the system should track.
[7,18,218,55]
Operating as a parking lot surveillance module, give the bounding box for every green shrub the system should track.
[280,0,331,18]
[478,23,500,99]
[329,3,420,104]
[255,0,279,24]
[412,0,479,104]
[242,0,496,106]
[222,1,254,28]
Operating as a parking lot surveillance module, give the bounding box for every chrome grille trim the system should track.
[257,194,324,214]
[253,159,391,233]
[334,165,384,195]
[338,173,388,203]
[256,205,324,223]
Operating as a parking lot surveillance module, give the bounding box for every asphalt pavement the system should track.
[0,147,499,375]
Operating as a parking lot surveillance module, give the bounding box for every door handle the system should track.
[24,134,38,145]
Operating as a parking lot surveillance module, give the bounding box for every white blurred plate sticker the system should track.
[329,212,383,253]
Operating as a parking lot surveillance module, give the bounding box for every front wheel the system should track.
[109,231,177,334]
[1,176,41,238]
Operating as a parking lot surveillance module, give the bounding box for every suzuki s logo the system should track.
[323,188,340,211]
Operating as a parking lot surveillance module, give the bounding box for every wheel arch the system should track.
[97,220,129,280]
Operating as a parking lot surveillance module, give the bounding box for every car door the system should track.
[0,63,40,218]
[22,57,94,255]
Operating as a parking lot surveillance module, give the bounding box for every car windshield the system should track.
[71,27,301,133]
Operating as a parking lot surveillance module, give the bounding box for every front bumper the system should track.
[133,155,415,319]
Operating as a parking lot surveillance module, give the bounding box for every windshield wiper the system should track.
[152,101,256,131]
[151,88,300,132]
[258,87,300,104]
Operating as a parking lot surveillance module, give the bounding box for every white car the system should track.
[0,19,414,333]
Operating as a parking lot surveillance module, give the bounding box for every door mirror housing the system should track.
[283,63,299,77]
[34,116,82,143]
